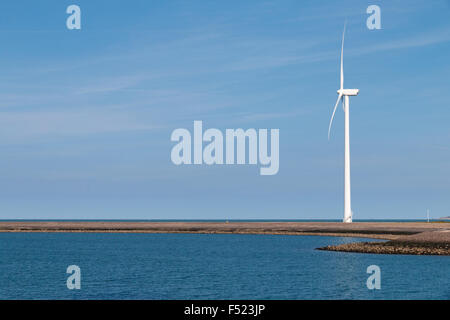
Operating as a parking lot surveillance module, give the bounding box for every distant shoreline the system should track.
[1,221,449,256]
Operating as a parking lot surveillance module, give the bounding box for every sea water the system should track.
[0,232,448,299]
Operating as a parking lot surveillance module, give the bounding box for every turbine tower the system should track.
[328,24,359,223]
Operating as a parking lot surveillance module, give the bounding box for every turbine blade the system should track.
[328,94,343,140]
[340,22,346,90]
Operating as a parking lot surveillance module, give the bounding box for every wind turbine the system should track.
[328,23,359,223]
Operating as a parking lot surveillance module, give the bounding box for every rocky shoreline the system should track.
[317,229,450,255]
[317,241,450,255]
[1,221,449,256]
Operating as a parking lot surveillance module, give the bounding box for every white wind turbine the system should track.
[328,24,359,223]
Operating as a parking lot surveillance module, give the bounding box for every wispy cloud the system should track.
[352,27,450,56]
[232,110,307,122]
[0,109,159,142]
[74,75,146,95]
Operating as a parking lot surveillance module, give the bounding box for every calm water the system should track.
[0,233,448,299]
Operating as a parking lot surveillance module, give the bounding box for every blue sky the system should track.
[0,0,449,219]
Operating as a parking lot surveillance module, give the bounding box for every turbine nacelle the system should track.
[337,89,359,96]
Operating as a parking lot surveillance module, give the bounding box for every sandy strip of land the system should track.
[1,221,449,255]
